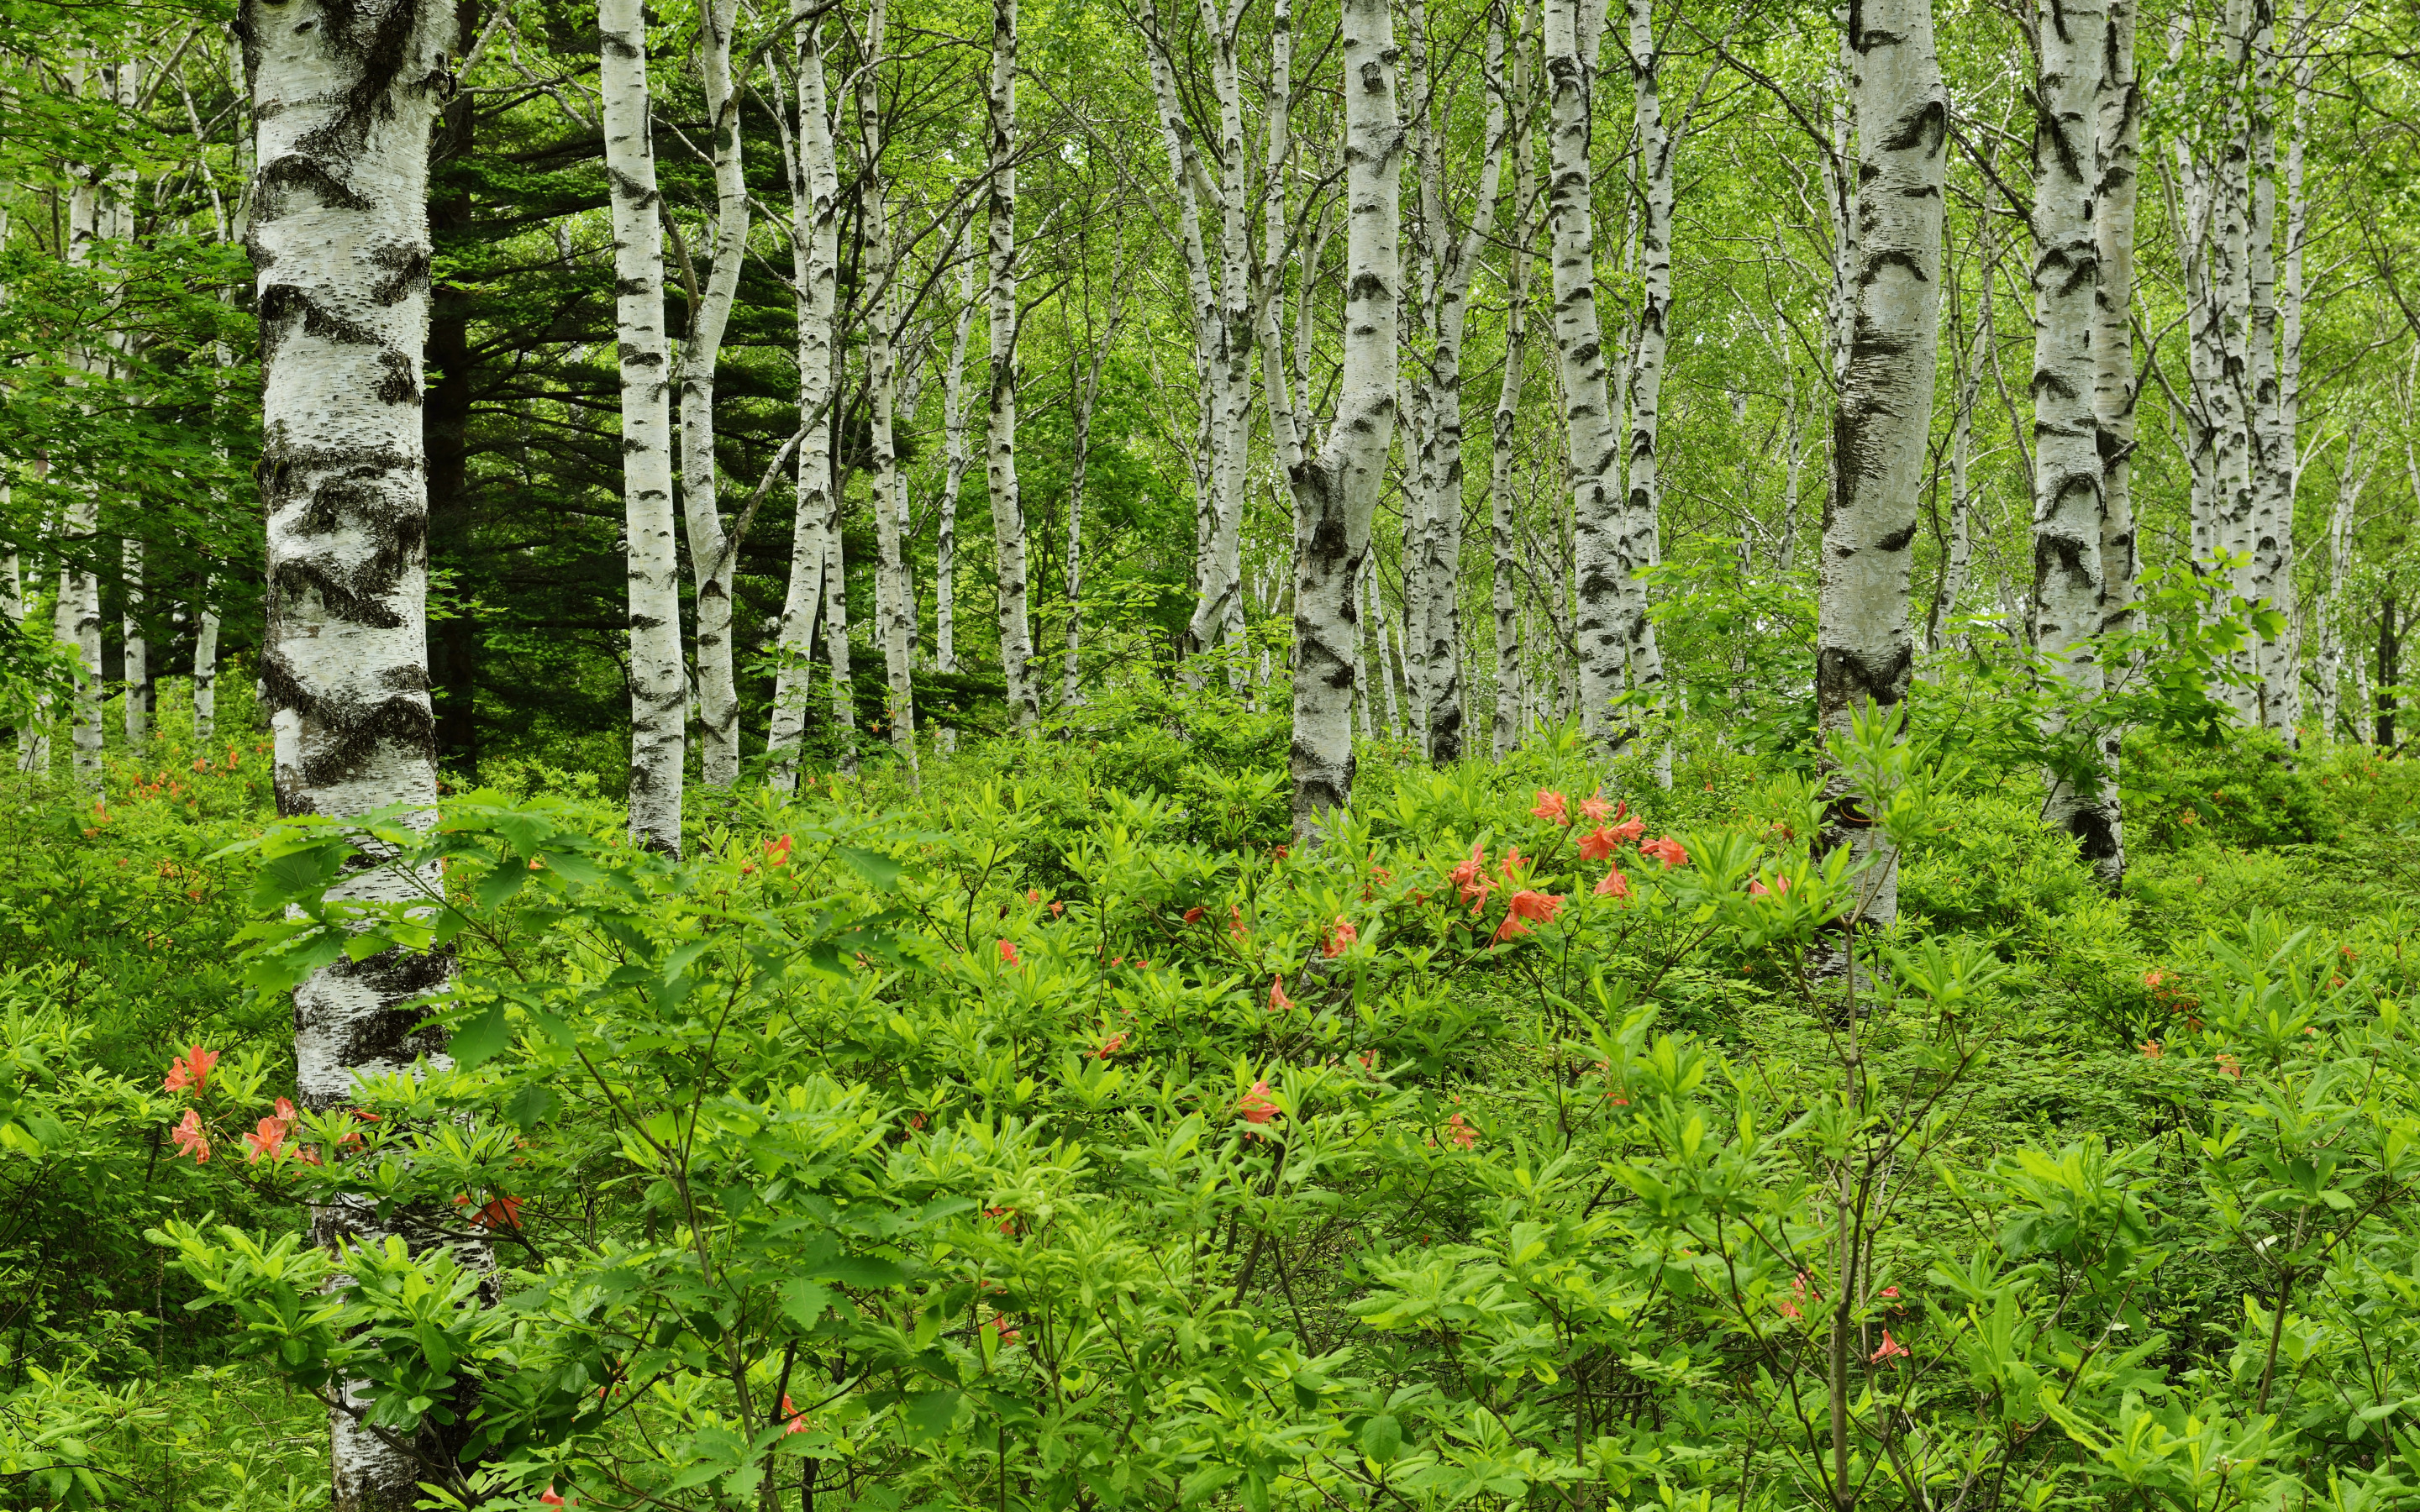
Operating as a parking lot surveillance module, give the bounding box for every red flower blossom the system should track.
[2141,1040,2163,1059]
[1238,1080,1279,1125]
[1576,826,1623,862]
[1096,1031,1128,1059]
[1050,901,1065,916]
[242,1112,292,1164]
[539,1487,569,1507]
[765,834,793,867]
[1639,836,1688,868]
[1492,889,1562,943]
[987,1314,1021,1346]
[1497,847,1529,882]
[1578,795,1613,822]
[1879,1286,1900,1299]
[1870,1331,1909,1363]
[1323,917,1358,958]
[1184,906,1207,925]
[163,1044,219,1096]
[171,1108,210,1163]
[997,939,1021,967]
[1229,905,1249,938]
[1269,976,1294,1012]
[1027,889,1041,903]
[1748,874,1791,899]
[1448,841,1489,906]
[781,1394,808,1435]
[2215,1053,2242,1079]
[1444,1111,1478,1149]
[454,1194,526,1231]
[1594,866,1633,900]
[1530,790,1569,826]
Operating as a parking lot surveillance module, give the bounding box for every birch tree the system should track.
[54,57,104,790]
[2029,0,2120,883]
[1264,0,1398,837]
[2096,0,2141,645]
[1403,0,1510,764]
[2317,422,2367,738]
[861,113,917,777]
[1542,0,1627,752]
[1814,0,1948,937]
[934,256,978,751]
[238,0,482,1499]
[767,2,842,790]
[986,0,1037,730]
[676,0,750,787]
[1490,18,1539,760]
[1620,0,1673,786]
[600,0,686,849]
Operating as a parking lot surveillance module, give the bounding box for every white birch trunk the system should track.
[2030,0,2118,879]
[2317,423,2365,739]
[1622,0,1670,786]
[1932,237,1991,651]
[2245,0,2292,732]
[1065,276,1123,708]
[55,59,104,790]
[1405,6,1510,765]
[239,0,485,1501]
[676,0,750,786]
[934,257,978,752]
[1270,0,1397,837]
[863,143,917,778]
[986,0,1035,730]
[193,589,220,744]
[1814,0,1949,939]
[122,538,147,744]
[2211,0,2256,711]
[1543,0,1625,752]
[2096,0,2140,648]
[1490,31,1539,762]
[600,0,686,848]
[767,3,841,790]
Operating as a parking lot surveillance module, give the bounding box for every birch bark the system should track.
[1814,0,1948,938]
[2211,0,2256,711]
[862,140,917,777]
[2245,0,2293,732]
[238,0,483,1500]
[1621,0,1671,785]
[935,256,978,751]
[1270,0,1397,837]
[600,0,686,849]
[123,540,147,744]
[2096,0,2140,645]
[676,0,750,786]
[986,0,1036,730]
[1405,5,1510,765]
[55,59,104,790]
[2317,423,2365,738]
[1542,0,1626,752]
[767,3,841,790]
[2029,0,2118,879]
[1064,274,1123,707]
[1490,23,1539,761]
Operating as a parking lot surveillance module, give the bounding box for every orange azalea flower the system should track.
[1238,1080,1279,1125]
[171,1108,210,1163]
[1575,826,1623,862]
[162,1044,219,1096]
[1530,790,1569,826]
[1595,866,1633,900]
[1639,836,1687,868]
[997,939,1021,967]
[1323,917,1358,958]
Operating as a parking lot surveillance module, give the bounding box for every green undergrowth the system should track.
[8,685,2420,1510]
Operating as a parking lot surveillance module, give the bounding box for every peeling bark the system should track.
[986,0,1035,730]
[123,539,148,744]
[599,0,686,849]
[237,0,489,1499]
[676,0,750,787]
[1621,0,1670,787]
[1542,0,1625,751]
[1270,0,1397,838]
[1490,21,1539,762]
[767,2,842,790]
[1815,0,1949,938]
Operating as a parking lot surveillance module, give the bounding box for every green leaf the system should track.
[449,1003,511,1070]
[250,846,348,912]
[504,1083,555,1131]
[902,1389,961,1444]
[834,845,902,890]
[807,1254,906,1289]
[780,1279,834,1329]
[1358,1414,1403,1464]
[474,858,530,911]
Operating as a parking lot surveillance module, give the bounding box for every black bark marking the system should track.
[254,154,371,217]
[1877,520,1918,553]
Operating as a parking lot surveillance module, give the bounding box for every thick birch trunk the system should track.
[600,0,686,849]
[1815,0,1948,940]
[123,539,147,744]
[1271,0,1397,837]
[986,0,1036,730]
[2030,0,2118,879]
[1622,0,1671,786]
[239,0,486,1502]
[2245,0,2293,732]
[676,0,750,786]
[2257,0,2310,734]
[767,3,842,790]
[1543,0,1626,752]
